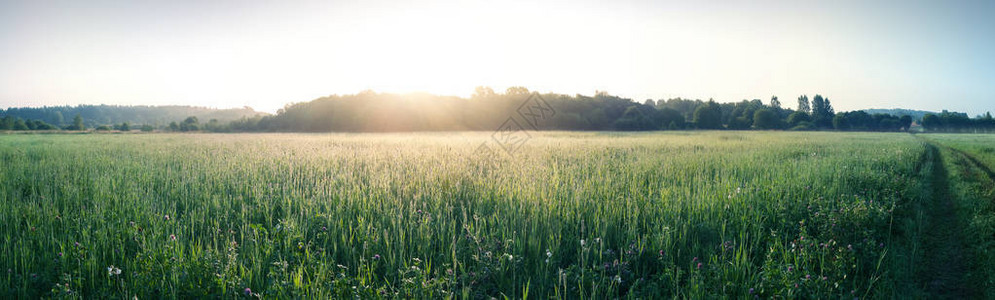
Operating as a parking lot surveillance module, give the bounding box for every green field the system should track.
[1,132,993,298]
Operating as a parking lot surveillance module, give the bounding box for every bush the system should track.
[790,121,816,131]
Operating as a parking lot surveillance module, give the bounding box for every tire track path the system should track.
[920,143,974,298]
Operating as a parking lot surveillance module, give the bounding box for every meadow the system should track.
[0,131,990,298]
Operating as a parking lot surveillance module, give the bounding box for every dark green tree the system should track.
[810,94,835,128]
[899,115,913,130]
[12,118,28,130]
[797,95,810,113]
[693,101,723,129]
[0,116,12,130]
[68,114,85,130]
[832,114,849,130]
[179,116,199,132]
[787,111,811,127]
[753,109,778,129]
[613,106,654,131]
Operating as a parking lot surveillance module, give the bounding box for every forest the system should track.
[1,88,993,133]
[0,105,264,130]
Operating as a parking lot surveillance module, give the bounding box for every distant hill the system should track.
[0,105,268,128]
[861,108,937,120]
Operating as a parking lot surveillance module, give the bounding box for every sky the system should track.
[1,0,993,115]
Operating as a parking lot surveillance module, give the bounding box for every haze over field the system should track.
[1,0,993,115]
[5,2,995,298]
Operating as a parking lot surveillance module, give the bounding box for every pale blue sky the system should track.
[1,0,992,115]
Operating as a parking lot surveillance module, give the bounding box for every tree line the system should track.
[0,105,264,129]
[212,88,926,133]
[3,88,991,133]
[920,110,995,132]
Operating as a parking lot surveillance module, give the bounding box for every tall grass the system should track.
[0,131,929,298]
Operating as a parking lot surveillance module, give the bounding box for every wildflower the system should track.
[580,239,586,246]
[696,262,702,269]
[373,254,380,260]
[788,266,793,272]
[58,252,63,257]
[164,214,170,221]
[244,287,252,295]
[321,226,327,231]
[107,266,121,276]
[659,250,664,256]
[74,242,80,247]
[169,234,177,241]
[546,249,552,258]
[805,274,811,280]
[749,288,755,294]
[692,257,698,262]
[614,275,622,283]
